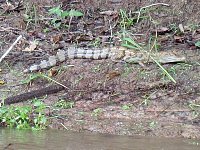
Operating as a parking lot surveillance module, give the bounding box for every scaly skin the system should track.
[24,46,186,73]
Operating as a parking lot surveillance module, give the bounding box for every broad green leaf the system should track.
[49,6,62,17]
[61,11,69,18]
[68,9,83,17]
[195,41,200,48]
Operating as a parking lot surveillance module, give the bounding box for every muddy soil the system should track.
[0,0,200,138]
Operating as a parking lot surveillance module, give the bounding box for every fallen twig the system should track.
[41,74,70,89]
[0,26,21,32]
[0,35,22,63]
[2,82,67,105]
[136,3,170,23]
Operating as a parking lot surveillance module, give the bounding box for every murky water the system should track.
[0,128,199,150]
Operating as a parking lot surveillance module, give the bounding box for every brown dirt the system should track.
[0,0,200,138]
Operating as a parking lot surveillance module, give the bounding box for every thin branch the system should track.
[41,74,70,89]
[137,3,170,23]
[0,35,22,63]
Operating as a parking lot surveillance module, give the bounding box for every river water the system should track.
[0,128,199,150]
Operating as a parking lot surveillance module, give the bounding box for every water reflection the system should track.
[0,128,199,150]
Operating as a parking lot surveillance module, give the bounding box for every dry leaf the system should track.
[174,35,184,43]
[1,2,15,12]
[49,68,58,77]
[158,35,169,42]
[178,24,184,33]
[152,27,169,34]
[23,41,38,52]
[51,35,63,44]
[106,71,121,80]
[0,79,5,85]
[99,10,118,16]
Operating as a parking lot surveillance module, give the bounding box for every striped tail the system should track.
[23,47,112,73]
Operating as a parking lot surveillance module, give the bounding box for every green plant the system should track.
[119,9,137,29]
[48,6,83,29]
[188,23,200,31]
[43,27,50,33]
[195,41,200,48]
[147,34,161,52]
[149,121,157,129]
[121,104,132,110]
[21,73,42,85]
[173,63,192,71]
[140,94,152,106]
[24,2,38,29]
[122,64,133,77]
[92,108,102,117]
[121,37,176,83]
[189,141,200,146]
[54,100,74,109]
[74,75,84,85]
[0,105,31,129]
[91,64,101,73]
[89,37,101,47]
[22,73,68,90]
[32,100,48,130]
[189,102,200,118]
[160,66,177,80]
[0,100,48,130]
[169,23,181,35]
[137,69,151,80]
